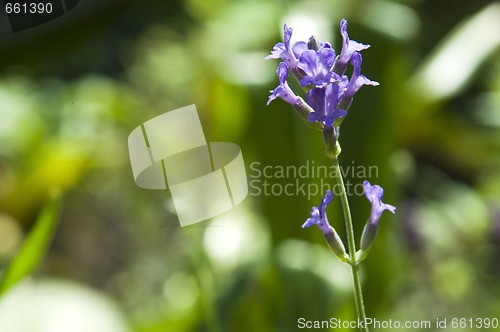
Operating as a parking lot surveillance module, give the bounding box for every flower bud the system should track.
[324,226,349,262]
[360,220,378,252]
[322,126,341,159]
[307,35,320,51]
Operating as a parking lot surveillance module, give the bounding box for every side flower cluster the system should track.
[266,19,379,129]
[302,181,396,261]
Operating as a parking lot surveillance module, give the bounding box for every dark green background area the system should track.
[0,0,499,331]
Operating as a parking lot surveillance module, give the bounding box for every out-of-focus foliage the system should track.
[0,195,60,296]
[1,0,500,331]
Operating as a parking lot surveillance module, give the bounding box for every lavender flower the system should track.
[267,62,300,106]
[302,190,334,234]
[338,52,379,109]
[266,20,378,131]
[360,180,396,251]
[302,190,348,261]
[265,24,307,70]
[363,180,396,222]
[307,84,347,126]
[297,45,338,87]
[332,19,370,75]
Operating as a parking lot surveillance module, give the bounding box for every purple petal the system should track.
[302,218,317,228]
[298,50,317,79]
[317,47,336,73]
[277,62,289,84]
[345,40,370,57]
[363,180,384,203]
[325,84,340,116]
[307,86,346,125]
[343,52,379,100]
[292,41,308,59]
[267,85,298,106]
[267,88,279,106]
[325,109,347,126]
[267,61,299,106]
[319,189,334,216]
[265,25,300,69]
[298,48,337,87]
[283,24,293,50]
[299,76,315,87]
[340,18,348,37]
[324,84,346,125]
[323,190,334,205]
[337,75,349,99]
[306,88,326,117]
[363,180,396,225]
[383,203,397,214]
[307,112,323,123]
[321,41,333,49]
[324,117,334,127]
[363,76,379,86]
[339,19,370,63]
[316,219,331,235]
[350,52,362,77]
[302,191,334,235]
[265,43,285,60]
[348,75,379,96]
[310,206,320,219]
[333,19,370,75]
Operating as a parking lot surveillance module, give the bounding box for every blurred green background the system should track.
[1,0,500,331]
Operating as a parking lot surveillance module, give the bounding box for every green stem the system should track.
[331,157,369,332]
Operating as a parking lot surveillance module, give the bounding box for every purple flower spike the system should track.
[339,52,379,107]
[302,190,334,235]
[298,46,338,87]
[333,19,370,75]
[363,180,396,225]
[267,62,300,106]
[265,24,307,70]
[307,84,347,126]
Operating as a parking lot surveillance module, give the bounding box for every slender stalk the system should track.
[331,157,369,332]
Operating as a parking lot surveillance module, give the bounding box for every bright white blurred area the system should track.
[359,0,420,41]
[411,3,500,101]
[283,14,333,47]
[203,203,270,269]
[0,279,130,332]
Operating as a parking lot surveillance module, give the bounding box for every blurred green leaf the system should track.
[0,194,61,296]
[410,3,500,102]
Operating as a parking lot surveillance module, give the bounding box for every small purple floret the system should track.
[267,62,300,106]
[363,180,396,225]
[342,52,379,103]
[298,46,338,88]
[265,24,307,70]
[306,84,347,126]
[333,19,370,75]
[302,190,334,234]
